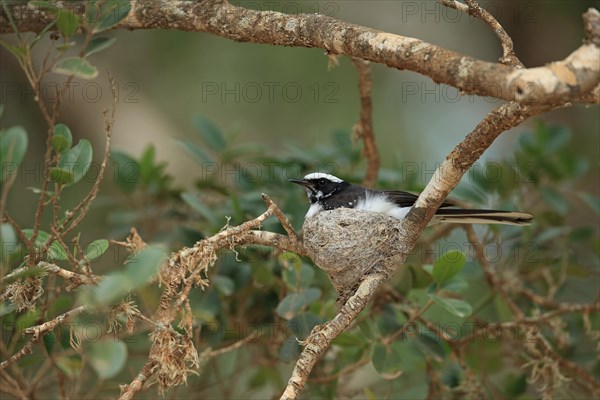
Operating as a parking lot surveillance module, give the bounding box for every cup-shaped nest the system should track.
[302,208,408,297]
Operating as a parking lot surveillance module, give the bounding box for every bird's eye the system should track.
[319,179,327,186]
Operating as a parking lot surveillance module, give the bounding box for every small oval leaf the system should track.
[56,9,79,37]
[84,239,109,261]
[95,0,131,32]
[23,229,68,261]
[55,139,93,185]
[52,123,73,153]
[88,340,127,379]
[84,36,117,57]
[53,57,98,79]
[432,250,466,285]
[49,167,75,185]
[371,343,403,380]
[276,288,321,320]
[1,126,28,183]
[429,294,473,318]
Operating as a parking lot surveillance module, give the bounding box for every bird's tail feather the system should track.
[433,209,533,226]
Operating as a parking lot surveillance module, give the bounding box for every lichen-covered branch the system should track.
[118,194,306,399]
[1,1,598,103]
[0,305,87,370]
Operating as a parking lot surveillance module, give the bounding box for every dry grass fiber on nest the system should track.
[302,208,409,298]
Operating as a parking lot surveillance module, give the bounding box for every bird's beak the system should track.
[289,178,309,187]
[289,178,316,193]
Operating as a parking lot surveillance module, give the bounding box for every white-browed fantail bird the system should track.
[290,172,532,226]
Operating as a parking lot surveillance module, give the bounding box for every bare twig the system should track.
[463,225,524,318]
[261,194,301,244]
[118,361,158,400]
[59,71,116,237]
[3,261,100,289]
[0,306,87,370]
[438,0,524,67]
[351,58,380,187]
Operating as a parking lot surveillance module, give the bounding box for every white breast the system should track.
[356,192,410,220]
[305,203,323,218]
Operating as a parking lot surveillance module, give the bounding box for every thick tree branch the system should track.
[1,1,598,103]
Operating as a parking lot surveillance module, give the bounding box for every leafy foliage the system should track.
[0,2,597,397]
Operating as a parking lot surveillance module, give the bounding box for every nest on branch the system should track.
[302,208,408,301]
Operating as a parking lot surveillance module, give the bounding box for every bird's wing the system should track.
[381,190,456,208]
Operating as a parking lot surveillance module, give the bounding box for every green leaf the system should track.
[110,151,140,193]
[53,57,98,79]
[84,239,109,260]
[23,229,68,261]
[15,310,41,337]
[371,343,403,379]
[440,276,468,293]
[56,9,79,37]
[83,246,165,307]
[416,331,447,361]
[95,0,131,32]
[0,302,16,317]
[138,144,156,183]
[56,41,76,52]
[181,192,219,225]
[276,288,321,320]
[1,126,28,183]
[358,319,379,341]
[432,250,466,285]
[333,332,367,348]
[288,312,321,339]
[53,139,93,186]
[124,246,166,288]
[43,331,57,355]
[577,192,600,215]
[505,373,528,396]
[213,275,235,296]
[0,39,28,59]
[49,167,75,185]
[429,294,473,318]
[84,36,116,57]
[279,338,300,363]
[545,125,571,152]
[175,139,214,164]
[88,340,127,379]
[55,355,83,379]
[1,223,17,261]
[85,0,100,24]
[193,115,226,151]
[51,123,73,153]
[540,187,569,214]
[282,259,314,289]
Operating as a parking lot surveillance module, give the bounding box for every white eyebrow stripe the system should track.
[302,172,343,182]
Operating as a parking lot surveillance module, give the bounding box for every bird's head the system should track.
[289,172,349,203]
